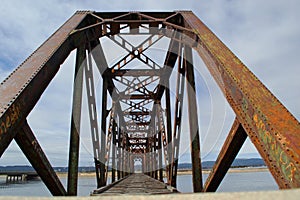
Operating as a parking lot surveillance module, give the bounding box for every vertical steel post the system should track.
[146,140,150,176]
[131,155,134,174]
[152,138,156,178]
[111,119,117,183]
[184,45,203,192]
[165,80,172,183]
[100,77,108,186]
[120,129,124,178]
[122,128,126,178]
[155,103,163,181]
[158,130,163,182]
[143,154,146,174]
[67,46,85,195]
[117,125,121,180]
[125,135,130,176]
[171,43,185,187]
[85,43,102,188]
[154,137,158,180]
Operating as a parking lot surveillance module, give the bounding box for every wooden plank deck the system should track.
[92,174,178,196]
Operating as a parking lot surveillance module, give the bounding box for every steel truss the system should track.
[0,11,299,196]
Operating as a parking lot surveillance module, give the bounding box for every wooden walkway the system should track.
[92,174,178,195]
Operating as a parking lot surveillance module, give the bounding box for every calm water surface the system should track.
[0,171,278,196]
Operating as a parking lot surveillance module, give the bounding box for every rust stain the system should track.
[180,11,300,188]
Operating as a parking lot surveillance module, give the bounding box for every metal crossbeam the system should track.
[204,118,248,192]
[0,11,299,197]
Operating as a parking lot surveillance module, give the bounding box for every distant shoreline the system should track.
[56,167,269,178]
[178,167,269,175]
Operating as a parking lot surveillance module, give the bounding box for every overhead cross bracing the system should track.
[0,11,299,196]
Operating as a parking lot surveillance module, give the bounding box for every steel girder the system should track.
[0,11,90,196]
[180,11,300,188]
[0,11,299,197]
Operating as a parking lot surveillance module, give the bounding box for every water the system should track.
[0,170,278,196]
[177,171,278,193]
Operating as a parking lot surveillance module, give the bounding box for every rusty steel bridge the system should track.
[0,11,299,196]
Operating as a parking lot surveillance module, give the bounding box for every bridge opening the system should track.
[133,157,143,173]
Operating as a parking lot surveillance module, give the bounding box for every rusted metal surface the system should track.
[14,121,66,196]
[170,41,185,187]
[181,11,300,188]
[0,11,90,156]
[1,10,299,196]
[111,120,117,183]
[184,45,203,192]
[67,46,85,196]
[84,42,103,188]
[204,118,248,192]
[99,76,108,187]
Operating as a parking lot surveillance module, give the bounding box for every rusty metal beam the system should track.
[122,99,151,114]
[85,43,102,188]
[109,34,164,70]
[126,122,151,126]
[204,118,248,192]
[184,45,203,192]
[0,11,90,156]
[111,69,162,77]
[111,120,117,183]
[164,80,172,182]
[125,111,150,116]
[99,76,108,187]
[104,103,116,183]
[116,121,121,180]
[170,41,184,187]
[119,94,154,100]
[155,32,180,100]
[14,121,66,196]
[128,143,148,146]
[119,76,159,96]
[89,40,127,133]
[3,10,299,196]
[89,40,131,187]
[181,11,300,188]
[128,137,148,141]
[67,46,85,196]
[158,129,163,182]
[94,11,176,20]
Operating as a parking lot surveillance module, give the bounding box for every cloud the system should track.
[197,0,300,119]
[0,0,299,166]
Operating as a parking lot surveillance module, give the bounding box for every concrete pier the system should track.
[0,172,39,183]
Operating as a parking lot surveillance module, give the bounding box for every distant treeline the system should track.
[0,158,265,173]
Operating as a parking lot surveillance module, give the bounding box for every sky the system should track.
[0,0,299,167]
